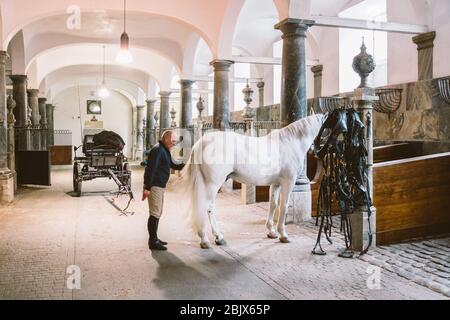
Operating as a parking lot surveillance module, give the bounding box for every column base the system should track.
[241,184,256,205]
[134,148,144,161]
[0,169,14,204]
[286,188,312,223]
[349,206,377,251]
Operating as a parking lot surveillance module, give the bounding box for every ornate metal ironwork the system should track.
[317,96,349,113]
[373,88,403,114]
[436,76,450,104]
[229,122,246,131]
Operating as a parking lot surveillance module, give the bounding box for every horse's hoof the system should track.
[279,237,290,243]
[215,238,227,246]
[267,232,278,239]
[200,242,211,249]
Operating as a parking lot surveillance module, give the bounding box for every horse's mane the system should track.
[272,114,323,141]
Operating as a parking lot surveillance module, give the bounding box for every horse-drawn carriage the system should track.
[72,131,132,198]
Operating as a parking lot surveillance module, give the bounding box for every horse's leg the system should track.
[266,185,281,239]
[208,197,226,246]
[195,193,213,250]
[277,180,295,243]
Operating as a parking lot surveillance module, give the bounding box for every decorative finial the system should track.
[170,107,177,128]
[196,96,205,121]
[242,80,255,120]
[352,38,376,88]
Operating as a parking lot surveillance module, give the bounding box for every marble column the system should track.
[7,95,16,191]
[0,51,14,204]
[351,87,378,251]
[311,64,323,98]
[146,99,157,150]
[210,60,234,130]
[9,75,28,128]
[275,18,315,221]
[256,81,265,120]
[180,80,195,128]
[38,97,47,150]
[135,105,145,161]
[10,75,29,150]
[159,91,171,136]
[46,104,55,146]
[27,89,40,150]
[412,31,436,81]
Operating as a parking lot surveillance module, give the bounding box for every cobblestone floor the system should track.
[0,165,448,300]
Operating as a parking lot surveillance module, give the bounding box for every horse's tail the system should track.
[167,143,208,234]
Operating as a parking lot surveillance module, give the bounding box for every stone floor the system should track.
[0,165,448,300]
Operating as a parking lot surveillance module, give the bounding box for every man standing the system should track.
[142,130,185,251]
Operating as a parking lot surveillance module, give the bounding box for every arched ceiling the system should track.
[0,0,226,54]
[20,11,198,72]
[43,64,149,92]
[31,44,175,90]
[50,78,143,107]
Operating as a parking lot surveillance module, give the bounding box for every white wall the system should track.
[432,0,450,79]
[53,86,134,158]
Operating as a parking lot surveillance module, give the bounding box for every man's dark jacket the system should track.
[144,141,185,190]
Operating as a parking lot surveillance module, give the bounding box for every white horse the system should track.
[173,114,325,249]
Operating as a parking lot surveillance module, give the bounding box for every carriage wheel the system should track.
[73,163,82,197]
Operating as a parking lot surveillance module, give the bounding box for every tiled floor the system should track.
[0,165,447,300]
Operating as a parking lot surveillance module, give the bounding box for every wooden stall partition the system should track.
[49,145,73,165]
[374,153,450,245]
[374,142,423,163]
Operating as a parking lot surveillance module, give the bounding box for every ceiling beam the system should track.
[185,76,263,83]
[231,56,319,66]
[310,15,428,34]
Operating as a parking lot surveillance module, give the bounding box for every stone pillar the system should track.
[159,91,171,136]
[7,95,16,191]
[0,51,14,204]
[38,97,47,150]
[9,75,28,128]
[46,104,55,146]
[28,89,40,150]
[351,88,378,251]
[256,81,265,120]
[10,75,29,150]
[412,31,436,81]
[210,60,234,130]
[135,105,145,161]
[146,99,157,150]
[241,83,256,205]
[311,64,323,98]
[275,18,315,221]
[180,80,195,128]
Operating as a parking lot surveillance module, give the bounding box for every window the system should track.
[339,0,388,92]
[273,40,282,104]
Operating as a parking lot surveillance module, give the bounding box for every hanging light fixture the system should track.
[98,45,110,98]
[116,0,133,64]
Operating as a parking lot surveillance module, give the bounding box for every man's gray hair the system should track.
[161,130,174,140]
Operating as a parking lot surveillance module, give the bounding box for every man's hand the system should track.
[142,189,150,201]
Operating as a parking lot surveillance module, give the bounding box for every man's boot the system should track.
[155,219,168,245]
[148,216,167,251]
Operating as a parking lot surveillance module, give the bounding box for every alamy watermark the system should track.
[66,5,81,30]
[366,265,381,290]
[66,265,81,290]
